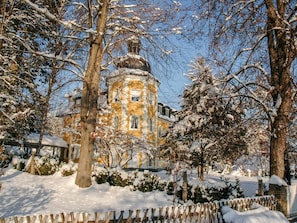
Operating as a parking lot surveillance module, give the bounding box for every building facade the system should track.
[61,37,175,168]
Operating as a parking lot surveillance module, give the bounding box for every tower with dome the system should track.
[61,36,176,168]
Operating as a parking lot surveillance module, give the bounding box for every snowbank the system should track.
[222,204,289,223]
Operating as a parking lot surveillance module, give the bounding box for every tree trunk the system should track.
[270,104,290,178]
[75,0,110,188]
[37,71,55,155]
[0,0,5,49]
[199,149,204,181]
[266,0,294,178]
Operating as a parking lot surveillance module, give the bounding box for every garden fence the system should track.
[0,195,276,223]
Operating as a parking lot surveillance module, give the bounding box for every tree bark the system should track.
[0,0,5,49]
[75,0,110,188]
[265,0,294,178]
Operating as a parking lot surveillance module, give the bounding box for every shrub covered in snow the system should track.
[12,156,26,171]
[93,167,244,203]
[33,154,61,175]
[132,170,166,192]
[93,168,166,192]
[93,167,134,187]
[59,162,77,176]
[0,150,13,168]
[192,177,244,203]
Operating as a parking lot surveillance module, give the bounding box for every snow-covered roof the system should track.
[25,133,68,148]
[157,112,176,122]
[108,68,158,82]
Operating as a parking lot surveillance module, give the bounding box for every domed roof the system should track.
[116,36,151,73]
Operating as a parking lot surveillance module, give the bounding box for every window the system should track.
[131,90,141,102]
[149,118,153,132]
[165,107,170,117]
[130,115,139,129]
[113,116,119,129]
[114,89,120,102]
[158,104,163,113]
[158,128,162,137]
[149,92,154,105]
[75,98,81,105]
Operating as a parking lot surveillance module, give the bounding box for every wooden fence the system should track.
[0,195,276,223]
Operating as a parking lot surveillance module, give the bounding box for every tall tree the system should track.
[75,0,111,188]
[166,58,247,180]
[189,1,297,179]
[1,0,79,148]
[0,0,49,140]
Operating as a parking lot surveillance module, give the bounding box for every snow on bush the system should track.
[33,154,61,175]
[12,156,27,171]
[93,168,244,203]
[93,168,166,192]
[132,170,166,192]
[59,161,77,176]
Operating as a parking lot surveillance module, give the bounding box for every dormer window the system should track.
[75,98,81,105]
[131,90,141,102]
[158,104,163,113]
[165,107,170,117]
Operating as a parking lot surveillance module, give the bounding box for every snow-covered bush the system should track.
[12,156,26,171]
[93,167,109,184]
[93,167,133,187]
[93,168,166,192]
[59,162,77,176]
[0,151,13,168]
[192,178,244,203]
[133,171,166,192]
[166,181,175,195]
[34,155,60,175]
[109,169,131,187]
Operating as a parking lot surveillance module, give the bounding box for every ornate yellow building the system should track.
[61,37,176,168]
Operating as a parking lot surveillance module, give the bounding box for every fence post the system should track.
[258,178,264,196]
[269,181,288,217]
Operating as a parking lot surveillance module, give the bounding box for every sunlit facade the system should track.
[61,37,175,168]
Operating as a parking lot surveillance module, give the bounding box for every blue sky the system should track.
[152,37,208,110]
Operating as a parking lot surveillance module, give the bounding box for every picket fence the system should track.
[0,195,276,223]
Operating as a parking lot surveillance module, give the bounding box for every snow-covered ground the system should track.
[0,166,289,223]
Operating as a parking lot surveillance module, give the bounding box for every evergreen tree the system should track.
[167,58,247,180]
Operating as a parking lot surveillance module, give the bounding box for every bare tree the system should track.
[75,0,111,188]
[93,125,155,168]
[19,0,188,187]
[189,1,297,179]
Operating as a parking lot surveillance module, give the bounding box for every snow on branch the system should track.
[22,0,89,31]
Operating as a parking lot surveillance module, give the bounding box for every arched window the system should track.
[149,92,154,105]
[130,115,139,129]
[149,118,153,132]
[114,89,120,102]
